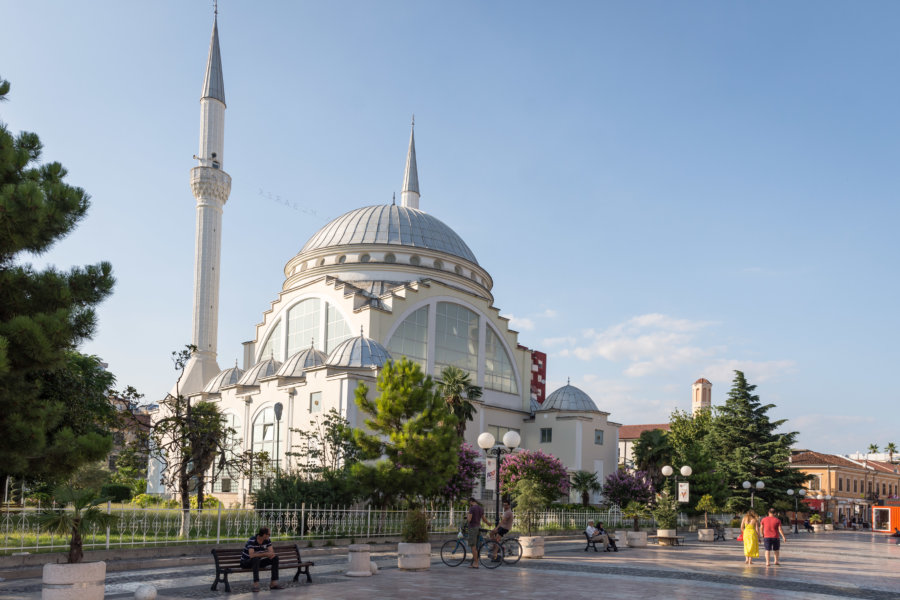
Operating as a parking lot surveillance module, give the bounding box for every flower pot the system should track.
[824,524,833,531]
[42,561,106,600]
[812,524,824,533]
[657,528,677,545]
[397,542,431,571]
[625,531,648,547]
[520,535,544,559]
[697,528,715,542]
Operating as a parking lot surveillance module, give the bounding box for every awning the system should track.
[802,498,824,511]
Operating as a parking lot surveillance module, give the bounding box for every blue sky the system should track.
[2,1,897,455]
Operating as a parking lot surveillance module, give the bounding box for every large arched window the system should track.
[435,302,478,377]
[259,320,283,361]
[387,305,429,367]
[251,407,279,490]
[484,327,518,394]
[212,413,242,493]
[287,299,321,356]
[325,303,352,353]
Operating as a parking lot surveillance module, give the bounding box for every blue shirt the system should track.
[241,535,271,561]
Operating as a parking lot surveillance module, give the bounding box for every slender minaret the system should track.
[175,14,231,397]
[400,117,420,209]
[692,378,712,416]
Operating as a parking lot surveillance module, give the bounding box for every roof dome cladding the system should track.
[300,204,478,265]
[202,366,244,393]
[237,357,282,386]
[541,383,599,412]
[326,334,392,369]
[276,345,328,378]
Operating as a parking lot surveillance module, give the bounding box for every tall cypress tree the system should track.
[0,76,115,490]
[708,371,807,508]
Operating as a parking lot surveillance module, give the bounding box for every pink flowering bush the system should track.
[440,443,485,502]
[500,449,570,505]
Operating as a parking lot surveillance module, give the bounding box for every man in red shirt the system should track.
[760,508,787,566]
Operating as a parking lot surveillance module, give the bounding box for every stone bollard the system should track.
[346,544,373,577]
[134,585,157,600]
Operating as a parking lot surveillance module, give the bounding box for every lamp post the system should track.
[477,430,521,526]
[661,465,692,534]
[816,493,832,525]
[274,402,283,476]
[786,488,807,534]
[743,480,765,508]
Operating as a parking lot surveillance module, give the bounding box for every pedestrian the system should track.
[740,510,760,565]
[240,526,283,592]
[466,497,492,568]
[760,508,787,566]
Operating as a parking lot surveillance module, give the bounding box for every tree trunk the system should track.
[179,474,191,537]
[196,478,205,514]
[69,524,83,564]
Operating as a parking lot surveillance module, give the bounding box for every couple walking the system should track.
[741,508,787,566]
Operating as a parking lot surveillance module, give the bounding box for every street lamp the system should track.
[273,402,284,475]
[816,493,832,524]
[786,488,807,534]
[743,480,765,508]
[661,465,692,534]
[478,430,521,526]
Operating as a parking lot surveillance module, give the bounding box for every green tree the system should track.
[631,428,674,491]
[570,470,601,507]
[437,365,482,439]
[288,408,360,478]
[37,485,117,564]
[695,494,718,529]
[352,358,459,506]
[512,479,545,536]
[885,442,897,463]
[667,409,728,511]
[0,75,115,494]
[706,371,807,508]
[499,449,570,505]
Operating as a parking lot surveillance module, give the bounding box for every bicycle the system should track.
[496,533,522,565]
[440,528,504,569]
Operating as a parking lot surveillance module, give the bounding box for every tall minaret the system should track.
[400,117,420,209]
[691,378,712,416]
[175,14,231,397]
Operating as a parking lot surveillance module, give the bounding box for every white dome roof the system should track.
[237,357,282,386]
[276,345,328,378]
[541,383,599,412]
[326,334,392,369]
[300,204,478,264]
[202,366,244,393]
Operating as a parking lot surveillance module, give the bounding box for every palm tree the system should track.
[868,443,879,457]
[38,486,118,563]
[437,365,483,438]
[632,429,674,492]
[885,442,897,464]
[570,470,602,507]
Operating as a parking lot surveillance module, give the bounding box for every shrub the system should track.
[809,514,822,524]
[513,479,546,536]
[500,450,570,505]
[602,469,654,508]
[622,501,650,532]
[101,484,133,503]
[651,492,678,529]
[401,509,429,543]
[130,493,165,508]
[190,495,222,509]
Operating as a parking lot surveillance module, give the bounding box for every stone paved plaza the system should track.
[1,530,897,599]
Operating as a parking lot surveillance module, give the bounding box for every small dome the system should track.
[327,334,392,368]
[300,205,478,265]
[202,366,244,393]
[530,397,541,413]
[237,357,282,386]
[541,383,598,412]
[276,345,328,378]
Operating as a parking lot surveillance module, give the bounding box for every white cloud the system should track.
[542,336,577,347]
[504,314,535,331]
[542,309,558,318]
[701,359,796,384]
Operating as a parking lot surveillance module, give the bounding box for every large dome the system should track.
[541,383,599,412]
[300,204,478,265]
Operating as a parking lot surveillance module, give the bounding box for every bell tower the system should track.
[692,378,712,416]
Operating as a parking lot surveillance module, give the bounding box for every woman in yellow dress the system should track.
[741,510,760,565]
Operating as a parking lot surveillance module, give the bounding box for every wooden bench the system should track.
[584,531,612,552]
[211,544,314,592]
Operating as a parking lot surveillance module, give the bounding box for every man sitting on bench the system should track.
[596,521,618,551]
[585,520,609,550]
[241,527,284,592]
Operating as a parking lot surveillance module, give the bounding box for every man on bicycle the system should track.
[489,501,513,560]
[467,497,492,568]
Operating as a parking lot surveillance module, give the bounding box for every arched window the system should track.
[251,407,279,489]
[325,303,352,353]
[484,327,518,394]
[259,320,283,361]
[434,302,478,377]
[287,299,321,356]
[387,305,429,367]
[213,413,242,493]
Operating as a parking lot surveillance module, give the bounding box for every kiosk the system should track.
[872,499,900,533]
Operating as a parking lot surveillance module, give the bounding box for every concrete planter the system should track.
[824,524,834,531]
[625,531,648,547]
[397,542,431,571]
[697,528,715,542]
[657,528,677,545]
[812,524,824,533]
[42,561,106,600]
[520,536,544,559]
[347,544,373,577]
[727,528,740,539]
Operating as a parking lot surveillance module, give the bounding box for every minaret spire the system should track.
[400,116,420,210]
[175,13,232,397]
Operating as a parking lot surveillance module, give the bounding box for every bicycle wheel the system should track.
[501,538,522,565]
[477,540,503,569]
[440,539,466,567]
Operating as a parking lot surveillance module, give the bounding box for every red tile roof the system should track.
[694,378,711,385]
[618,424,670,440]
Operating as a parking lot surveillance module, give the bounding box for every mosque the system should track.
[149,15,620,507]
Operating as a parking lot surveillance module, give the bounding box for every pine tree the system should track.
[707,370,807,508]
[0,76,115,491]
[352,358,459,506]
